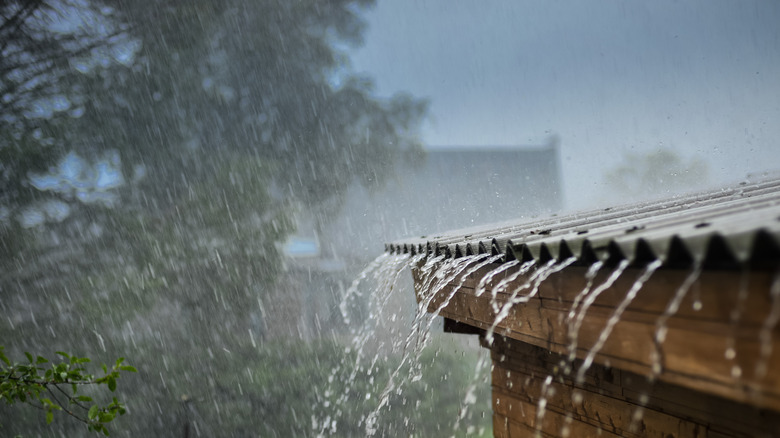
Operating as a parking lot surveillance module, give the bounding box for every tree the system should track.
[604,147,709,200]
[0,0,429,435]
[0,346,135,435]
[0,0,134,226]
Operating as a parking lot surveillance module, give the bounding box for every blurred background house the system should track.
[279,138,563,339]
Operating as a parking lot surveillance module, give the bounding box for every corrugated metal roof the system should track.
[386,177,780,269]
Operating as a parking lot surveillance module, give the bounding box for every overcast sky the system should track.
[349,0,780,209]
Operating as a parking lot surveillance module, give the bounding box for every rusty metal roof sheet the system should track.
[386,177,780,269]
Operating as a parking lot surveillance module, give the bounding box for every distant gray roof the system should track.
[325,144,562,259]
[387,177,780,269]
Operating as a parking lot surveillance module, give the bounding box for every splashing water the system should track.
[575,259,662,384]
[756,271,780,379]
[485,258,577,347]
[567,261,604,323]
[724,268,751,380]
[486,260,537,335]
[474,259,517,298]
[338,252,394,325]
[316,251,493,437]
[534,375,555,438]
[648,262,702,379]
[415,254,500,350]
[364,254,491,435]
[486,257,577,435]
[567,260,630,365]
[315,252,416,437]
[451,257,577,437]
[322,243,771,438]
[608,261,705,434]
[558,261,604,376]
[450,353,491,438]
[489,259,534,312]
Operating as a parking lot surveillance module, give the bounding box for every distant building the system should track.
[276,139,563,339]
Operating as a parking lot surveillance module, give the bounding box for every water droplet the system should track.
[656,327,668,343]
[725,348,736,360]
[693,300,703,311]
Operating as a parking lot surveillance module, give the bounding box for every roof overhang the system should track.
[387,177,780,269]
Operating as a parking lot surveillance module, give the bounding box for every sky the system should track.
[349,0,780,209]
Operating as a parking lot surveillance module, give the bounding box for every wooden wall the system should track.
[413,259,780,437]
[491,336,780,437]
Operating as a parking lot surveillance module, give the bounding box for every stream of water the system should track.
[651,261,703,377]
[567,259,630,365]
[575,259,662,384]
[316,252,497,436]
[316,252,415,436]
[318,249,776,437]
[756,271,780,379]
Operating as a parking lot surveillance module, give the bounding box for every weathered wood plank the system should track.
[493,414,509,438]
[495,391,625,438]
[491,338,780,437]
[414,259,780,412]
[427,262,776,327]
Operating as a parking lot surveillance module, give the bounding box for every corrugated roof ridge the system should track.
[386,177,780,269]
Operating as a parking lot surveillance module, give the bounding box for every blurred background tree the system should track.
[0,1,492,437]
[603,147,710,201]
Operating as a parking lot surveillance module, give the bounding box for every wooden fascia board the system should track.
[412,260,780,412]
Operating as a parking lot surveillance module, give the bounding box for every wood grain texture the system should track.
[412,259,780,436]
[491,338,780,438]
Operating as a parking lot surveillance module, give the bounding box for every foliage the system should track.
[1,0,426,231]
[0,346,136,435]
[0,0,133,212]
[0,0,435,436]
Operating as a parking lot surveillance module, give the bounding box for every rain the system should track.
[1,1,779,437]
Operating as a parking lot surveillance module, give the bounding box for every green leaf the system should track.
[55,351,70,360]
[115,357,125,368]
[107,376,117,392]
[0,348,11,366]
[88,405,99,420]
[118,365,137,373]
[99,412,114,423]
[36,356,48,364]
[24,352,33,363]
[46,410,53,424]
[77,395,93,402]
